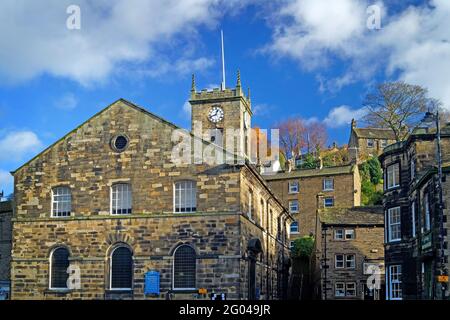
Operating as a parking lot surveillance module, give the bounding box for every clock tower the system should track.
[189,71,252,160]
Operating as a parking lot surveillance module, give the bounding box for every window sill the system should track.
[45,288,73,294]
[105,289,133,294]
[323,189,334,192]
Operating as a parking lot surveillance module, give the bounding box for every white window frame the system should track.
[411,201,416,237]
[345,229,355,240]
[51,186,72,217]
[109,246,133,291]
[410,159,416,180]
[335,282,345,297]
[388,207,401,242]
[345,254,356,269]
[290,221,299,234]
[334,229,344,240]
[381,139,387,148]
[289,200,299,213]
[323,178,334,191]
[173,180,197,213]
[386,163,400,189]
[424,194,431,231]
[110,183,132,215]
[346,282,357,297]
[388,265,402,300]
[248,191,254,221]
[335,254,344,269]
[288,181,299,194]
[324,197,334,207]
[367,139,374,148]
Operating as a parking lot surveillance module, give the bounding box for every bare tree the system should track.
[305,122,327,154]
[363,82,438,141]
[274,118,306,161]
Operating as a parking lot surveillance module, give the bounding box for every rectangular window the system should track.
[346,283,356,297]
[334,229,344,240]
[174,181,197,213]
[410,160,416,180]
[381,139,388,148]
[323,178,334,191]
[111,184,132,215]
[388,265,402,300]
[289,200,299,213]
[248,191,253,221]
[345,254,356,269]
[345,229,355,240]
[424,194,431,231]
[290,241,295,249]
[288,181,299,194]
[324,197,334,207]
[388,207,401,242]
[386,163,400,189]
[367,139,374,148]
[52,186,71,217]
[335,254,344,269]
[335,283,345,297]
[411,201,416,237]
[290,221,299,234]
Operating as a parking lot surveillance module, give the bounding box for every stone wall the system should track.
[266,169,360,238]
[11,99,290,300]
[321,225,385,300]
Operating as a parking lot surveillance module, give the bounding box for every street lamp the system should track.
[420,110,446,299]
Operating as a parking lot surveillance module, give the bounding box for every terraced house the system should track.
[380,116,450,300]
[264,164,361,242]
[10,75,293,300]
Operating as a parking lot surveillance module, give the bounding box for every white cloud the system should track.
[54,93,78,110]
[323,105,366,128]
[0,131,43,161]
[267,0,450,110]
[0,0,247,85]
[0,169,13,195]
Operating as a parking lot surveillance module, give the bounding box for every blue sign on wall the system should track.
[144,271,160,295]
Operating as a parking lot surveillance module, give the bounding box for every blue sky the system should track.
[0,0,449,195]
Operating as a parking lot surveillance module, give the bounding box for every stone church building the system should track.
[10,75,293,300]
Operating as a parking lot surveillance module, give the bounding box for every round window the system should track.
[111,135,129,152]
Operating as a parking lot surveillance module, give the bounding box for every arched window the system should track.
[52,187,71,217]
[111,183,132,215]
[173,245,196,290]
[50,247,70,289]
[110,246,133,290]
[290,221,299,234]
[174,181,197,213]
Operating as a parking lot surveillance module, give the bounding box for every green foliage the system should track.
[359,157,383,205]
[360,157,383,184]
[297,153,319,169]
[291,236,315,259]
[322,148,350,167]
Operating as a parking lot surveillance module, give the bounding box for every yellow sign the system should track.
[198,288,207,295]
[438,275,449,283]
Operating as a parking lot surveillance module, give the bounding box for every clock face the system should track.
[208,106,224,123]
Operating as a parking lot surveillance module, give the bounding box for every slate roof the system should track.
[353,128,396,140]
[0,201,12,213]
[320,206,384,226]
[263,164,355,181]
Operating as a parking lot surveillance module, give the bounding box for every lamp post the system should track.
[422,110,446,299]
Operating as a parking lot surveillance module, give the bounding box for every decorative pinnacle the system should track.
[191,74,196,92]
[236,69,241,88]
[247,87,251,101]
